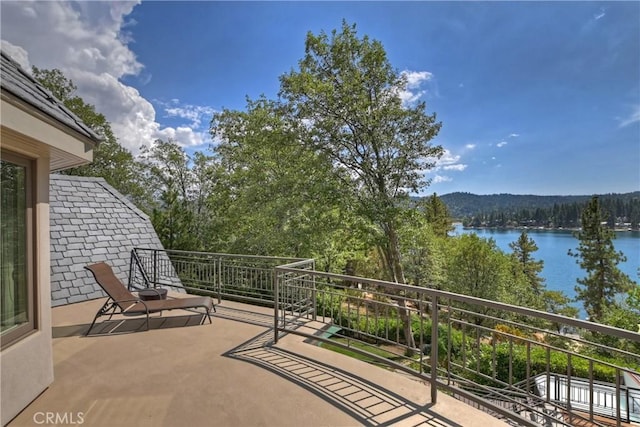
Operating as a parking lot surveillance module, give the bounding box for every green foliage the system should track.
[508,231,546,309]
[542,290,579,332]
[141,140,199,250]
[419,194,454,238]
[415,317,465,361]
[443,234,512,303]
[397,206,447,288]
[587,304,640,357]
[279,20,443,284]
[474,343,618,384]
[210,96,354,261]
[570,196,635,322]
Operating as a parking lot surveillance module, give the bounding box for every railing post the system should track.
[567,355,573,424]
[153,249,158,288]
[128,249,135,290]
[217,256,222,303]
[311,261,317,321]
[274,268,280,345]
[626,383,630,424]
[431,293,438,404]
[616,369,622,427]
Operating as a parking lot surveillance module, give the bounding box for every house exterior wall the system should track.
[1,50,100,425]
[49,175,182,307]
[0,135,54,426]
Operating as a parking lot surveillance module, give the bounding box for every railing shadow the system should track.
[211,304,274,327]
[52,314,207,337]
[223,328,463,427]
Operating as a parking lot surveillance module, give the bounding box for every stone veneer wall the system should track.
[49,174,182,307]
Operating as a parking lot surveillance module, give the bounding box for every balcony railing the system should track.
[131,248,640,427]
[130,247,311,306]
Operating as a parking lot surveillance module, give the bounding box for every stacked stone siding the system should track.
[49,175,182,307]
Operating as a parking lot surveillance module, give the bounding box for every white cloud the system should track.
[497,141,508,148]
[0,0,212,153]
[426,149,467,182]
[397,70,433,105]
[508,133,519,138]
[443,164,467,171]
[619,105,640,128]
[403,70,433,88]
[432,175,452,183]
[437,149,461,166]
[424,144,471,187]
[1,41,31,70]
[161,101,217,129]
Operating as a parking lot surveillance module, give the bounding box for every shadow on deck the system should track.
[8,297,505,427]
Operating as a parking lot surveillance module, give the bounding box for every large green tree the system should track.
[443,234,514,323]
[398,205,446,289]
[141,139,199,250]
[444,234,509,300]
[569,196,634,322]
[211,97,356,263]
[279,21,443,349]
[32,67,151,211]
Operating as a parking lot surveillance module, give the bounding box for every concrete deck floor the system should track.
[8,295,507,427]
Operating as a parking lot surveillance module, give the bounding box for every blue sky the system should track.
[1,1,638,196]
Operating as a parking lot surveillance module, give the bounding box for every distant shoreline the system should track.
[457,224,640,233]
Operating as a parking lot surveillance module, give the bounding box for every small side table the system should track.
[138,288,168,301]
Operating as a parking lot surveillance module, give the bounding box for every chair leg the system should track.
[85,312,101,336]
[86,300,113,336]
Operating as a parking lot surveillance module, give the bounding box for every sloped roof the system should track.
[0,51,102,143]
[49,175,182,307]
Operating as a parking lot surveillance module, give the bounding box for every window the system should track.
[1,151,35,347]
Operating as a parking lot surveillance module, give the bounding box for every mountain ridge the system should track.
[438,191,640,219]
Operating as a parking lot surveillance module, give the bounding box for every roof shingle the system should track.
[49,175,182,307]
[1,51,103,143]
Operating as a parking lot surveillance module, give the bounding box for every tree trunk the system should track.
[381,221,416,353]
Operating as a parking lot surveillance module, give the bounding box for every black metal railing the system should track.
[131,248,311,305]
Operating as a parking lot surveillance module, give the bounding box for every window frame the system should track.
[1,150,37,348]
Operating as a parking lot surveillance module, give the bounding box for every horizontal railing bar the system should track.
[277,266,640,342]
[156,248,307,263]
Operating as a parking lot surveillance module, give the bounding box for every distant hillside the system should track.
[440,191,640,219]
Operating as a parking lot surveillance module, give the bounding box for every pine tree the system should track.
[569,196,633,322]
[420,193,453,238]
[509,231,546,302]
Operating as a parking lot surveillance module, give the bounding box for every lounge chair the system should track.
[84,262,214,335]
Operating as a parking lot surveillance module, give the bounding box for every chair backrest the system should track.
[85,262,136,310]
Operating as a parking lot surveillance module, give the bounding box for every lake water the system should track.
[453,224,639,317]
